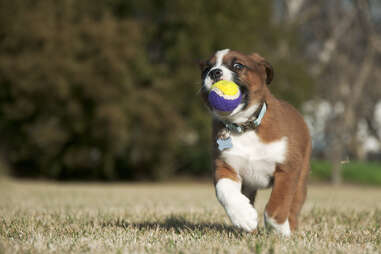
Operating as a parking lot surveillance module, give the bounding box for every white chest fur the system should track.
[221,131,288,189]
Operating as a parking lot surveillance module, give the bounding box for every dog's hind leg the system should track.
[264,160,301,236]
[289,145,311,231]
[288,174,307,231]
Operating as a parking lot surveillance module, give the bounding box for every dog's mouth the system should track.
[201,78,250,115]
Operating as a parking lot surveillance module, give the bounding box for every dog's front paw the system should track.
[225,197,258,232]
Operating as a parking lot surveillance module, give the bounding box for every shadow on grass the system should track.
[101,215,248,237]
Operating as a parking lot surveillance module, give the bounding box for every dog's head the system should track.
[200,49,273,123]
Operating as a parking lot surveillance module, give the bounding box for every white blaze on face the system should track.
[215,49,230,66]
[203,49,233,90]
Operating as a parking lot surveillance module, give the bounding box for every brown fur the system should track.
[201,50,311,231]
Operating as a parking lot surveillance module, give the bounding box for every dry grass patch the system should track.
[0,180,380,253]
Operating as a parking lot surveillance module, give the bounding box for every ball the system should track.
[208,80,242,112]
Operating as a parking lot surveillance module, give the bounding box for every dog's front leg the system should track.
[215,165,258,232]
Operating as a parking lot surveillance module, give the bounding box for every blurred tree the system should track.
[0,0,182,180]
[277,0,381,184]
[0,0,313,180]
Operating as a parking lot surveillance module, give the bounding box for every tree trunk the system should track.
[330,138,343,185]
[331,160,342,185]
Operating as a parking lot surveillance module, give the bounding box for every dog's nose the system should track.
[209,68,223,80]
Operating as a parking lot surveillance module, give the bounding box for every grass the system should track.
[0,179,381,253]
[311,160,381,185]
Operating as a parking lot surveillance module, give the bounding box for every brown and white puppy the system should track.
[200,49,311,236]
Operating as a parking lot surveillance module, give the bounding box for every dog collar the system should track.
[224,102,267,133]
[216,103,267,151]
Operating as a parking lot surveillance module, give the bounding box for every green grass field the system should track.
[1,179,380,253]
[311,160,381,185]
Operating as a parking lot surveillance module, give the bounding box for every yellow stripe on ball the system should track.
[211,80,240,96]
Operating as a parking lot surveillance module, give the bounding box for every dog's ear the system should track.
[262,60,274,85]
[249,53,274,85]
[199,60,207,71]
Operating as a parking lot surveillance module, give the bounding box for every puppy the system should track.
[200,49,311,236]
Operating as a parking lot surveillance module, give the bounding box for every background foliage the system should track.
[0,0,313,180]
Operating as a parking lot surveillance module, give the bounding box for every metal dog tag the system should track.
[217,137,233,151]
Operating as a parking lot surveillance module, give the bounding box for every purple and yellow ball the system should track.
[208,80,242,112]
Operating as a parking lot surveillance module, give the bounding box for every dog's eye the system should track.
[233,63,244,71]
